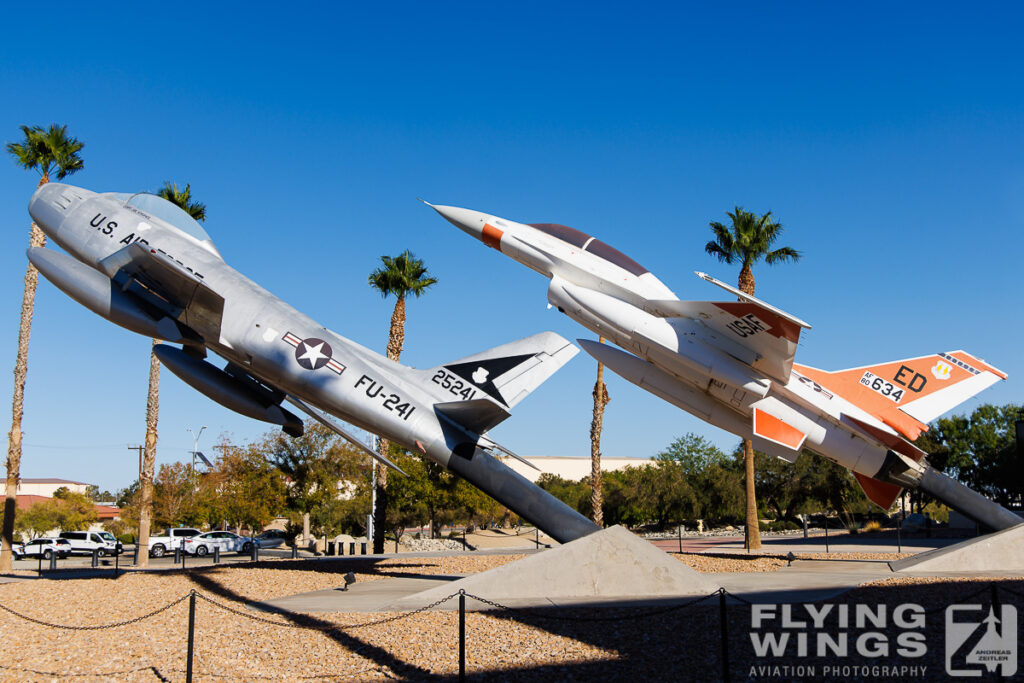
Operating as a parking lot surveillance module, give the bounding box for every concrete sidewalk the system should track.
[258,558,898,613]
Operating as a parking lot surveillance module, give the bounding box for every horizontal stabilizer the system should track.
[427,331,578,409]
[795,350,1006,441]
[841,413,926,462]
[643,275,810,383]
[435,399,511,435]
[854,472,902,511]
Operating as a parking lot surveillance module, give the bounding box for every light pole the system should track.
[187,426,207,475]
[187,426,207,497]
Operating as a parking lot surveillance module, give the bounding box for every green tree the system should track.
[705,206,801,549]
[217,442,286,535]
[15,500,59,539]
[917,403,1023,506]
[258,423,365,542]
[367,250,437,552]
[2,124,84,569]
[656,433,728,475]
[51,488,98,531]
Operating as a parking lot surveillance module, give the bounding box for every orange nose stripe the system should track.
[482,223,504,250]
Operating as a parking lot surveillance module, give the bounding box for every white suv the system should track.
[58,531,122,556]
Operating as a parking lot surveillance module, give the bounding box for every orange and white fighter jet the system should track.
[428,203,1019,530]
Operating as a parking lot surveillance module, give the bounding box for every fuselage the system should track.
[431,204,910,481]
[30,184,457,467]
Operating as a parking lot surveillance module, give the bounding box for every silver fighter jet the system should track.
[26,184,600,543]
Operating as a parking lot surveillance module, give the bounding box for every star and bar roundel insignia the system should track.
[282,332,346,374]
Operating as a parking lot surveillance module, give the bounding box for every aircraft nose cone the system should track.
[28,183,94,237]
[427,204,488,239]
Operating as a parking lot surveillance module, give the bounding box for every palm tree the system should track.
[367,250,437,553]
[2,125,84,570]
[156,182,207,221]
[705,206,801,551]
[589,338,610,526]
[131,182,207,568]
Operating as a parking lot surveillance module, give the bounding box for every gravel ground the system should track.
[0,556,1019,681]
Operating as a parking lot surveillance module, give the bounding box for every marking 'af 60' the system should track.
[428,202,1020,530]
[25,184,600,543]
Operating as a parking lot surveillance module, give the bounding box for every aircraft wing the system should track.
[99,242,224,340]
[641,272,811,384]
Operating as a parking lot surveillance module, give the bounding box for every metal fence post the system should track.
[897,515,902,554]
[114,549,119,579]
[678,524,682,553]
[719,589,730,683]
[459,590,466,683]
[37,554,42,577]
[133,544,139,565]
[213,546,220,564]
[91,548,99,568]
[49,552,57,571]
[186,590,196,683]
[824,518,830,554]
[174,547,181,564]
[291,544,298,560]
[251,543,258,563]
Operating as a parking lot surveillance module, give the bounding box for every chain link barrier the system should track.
[0,576,1021,679]
[0,590,192,630]
[196,589,463,631]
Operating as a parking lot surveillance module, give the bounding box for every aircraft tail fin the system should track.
[794,351,1006,441]
[425,331,578,411]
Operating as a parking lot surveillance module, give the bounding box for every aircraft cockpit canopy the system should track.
[529,223,648,276]
[111,192,221,257]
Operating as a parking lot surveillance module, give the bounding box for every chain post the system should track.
[459,589,466,682]
[678,523,682,553]
[37,554,42,577]
[113,549,119,579]
[133,544,139,565]
[186,590,196,683]
[214,546,220,564]
[91,548,99,568]
[719,588,730,683]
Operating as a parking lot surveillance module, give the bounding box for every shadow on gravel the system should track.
[185,569,433,679]
[430,579,1024,682]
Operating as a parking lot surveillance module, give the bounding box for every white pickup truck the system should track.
[147,528,202,557]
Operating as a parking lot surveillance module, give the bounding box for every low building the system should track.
[504,456,655,483]
[17,478,90,498]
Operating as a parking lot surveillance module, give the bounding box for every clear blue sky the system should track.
[1,3,1021,492]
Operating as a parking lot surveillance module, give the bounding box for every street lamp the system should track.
[187,426,208,474]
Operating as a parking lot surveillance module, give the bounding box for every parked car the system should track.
[13,538,72,560]
[148,528,202,557]
[58,531,123,556]
[183,531,256,556]
[254,530,287,549]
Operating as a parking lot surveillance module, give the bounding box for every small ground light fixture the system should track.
[786,551,796,567]
[340,571,357,591]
